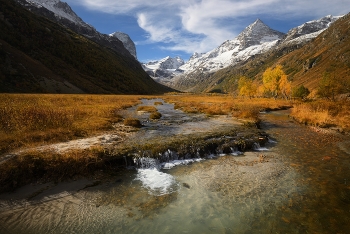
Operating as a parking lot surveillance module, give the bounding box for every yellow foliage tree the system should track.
[238,76,257,98]
[279,74,292,99]
[262,65,290,98]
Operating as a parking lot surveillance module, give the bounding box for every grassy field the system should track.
[0,94,142,154]
[0,93,349,191]
[163,94,293,124]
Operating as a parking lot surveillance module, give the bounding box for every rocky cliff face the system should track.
[16,0,135,59]
[110,32,137,59]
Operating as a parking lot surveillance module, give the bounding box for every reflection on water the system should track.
[1,110,350,233]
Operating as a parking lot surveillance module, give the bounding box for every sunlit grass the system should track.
[163,94,292,121]
[137,105,158,113]
[291,99,350,131]
[0,94,142,154]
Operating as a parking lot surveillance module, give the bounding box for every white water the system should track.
[253,142,269,151]
[134,157,180,196]
[133,145,249,196]
[135,168,179,196]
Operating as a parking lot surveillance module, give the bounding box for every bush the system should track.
[150,112,162,120]
[292,85,310,99]
[123,118,142,128]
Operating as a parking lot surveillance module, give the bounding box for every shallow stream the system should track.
[0,103,349,233]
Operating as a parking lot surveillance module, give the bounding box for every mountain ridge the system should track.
[170,15,342,92]
[0,0,172,94]
[16,0,136,59]
[201,13,350,95]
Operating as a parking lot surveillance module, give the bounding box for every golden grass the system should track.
[137,105,158,112]
[163,94,292,121]
[0,94,142,154]
[124,118,142,128]
[290,99,350,131]
[150,111,162,120]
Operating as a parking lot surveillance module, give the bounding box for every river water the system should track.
[0,107,349,233]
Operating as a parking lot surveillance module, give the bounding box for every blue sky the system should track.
[65,0,349,63]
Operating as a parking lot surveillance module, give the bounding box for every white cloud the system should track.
[68,0,349,54]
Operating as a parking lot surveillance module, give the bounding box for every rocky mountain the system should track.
[281,15,341,46]
[172,19,285,91]
[179,19,285,75]
[110,32,137,59]
[197,13,349,95]
[171,15,342,92]
[16,0,136,59]
[142,56,184,85]
[0,0,172,94]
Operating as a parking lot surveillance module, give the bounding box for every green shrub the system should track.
[292,85,310,99]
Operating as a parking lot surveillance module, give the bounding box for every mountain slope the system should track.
[173,19,285,91]
[0,0,172,94]
[206,14,350,95]
[172,15,343,93]
[16,0,135,59]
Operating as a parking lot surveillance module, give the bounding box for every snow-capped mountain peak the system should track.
[143,56,185,71]
[141,56,185,84]
[283,15,342,44]
[178,19,285,73]
[237,19,285,49]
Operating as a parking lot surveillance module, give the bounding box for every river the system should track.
[0,106,349,233]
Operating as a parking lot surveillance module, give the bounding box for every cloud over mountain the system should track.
[69,0,348,54]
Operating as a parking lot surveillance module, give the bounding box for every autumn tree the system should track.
[279,74,292,99]
[262,65,290,99]
[238,76,257,98]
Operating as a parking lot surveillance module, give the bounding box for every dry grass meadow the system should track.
[0,94,142,154]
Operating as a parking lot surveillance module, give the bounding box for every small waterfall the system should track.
[132,135,270,195]
[230,147,243,156]
[133,156,179,196]
[253,142,269,151]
